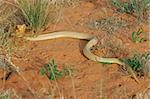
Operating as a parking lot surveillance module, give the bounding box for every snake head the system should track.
[16,24,26,37]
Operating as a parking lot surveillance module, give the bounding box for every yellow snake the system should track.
[24,31,139,83]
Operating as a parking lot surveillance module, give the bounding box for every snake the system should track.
[24,31,139,83]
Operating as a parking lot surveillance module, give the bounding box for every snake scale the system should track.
[24,31,139,83]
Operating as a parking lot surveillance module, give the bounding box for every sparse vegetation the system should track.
[40,59,73,80]
[121,52,150,76]
[16,0,50,32]
[112,0,150,23]
[0,2,17,69]
[0,90,11,99]
[88,17,128,34]
[0,89,21,99]
[40,59,64,80]
[132,28,147,43]
[0,2,16,53]
[0,28,15,54]
[49,0,79,7]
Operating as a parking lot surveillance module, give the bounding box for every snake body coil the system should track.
[24,31,124,65]
[24,31,139,83]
